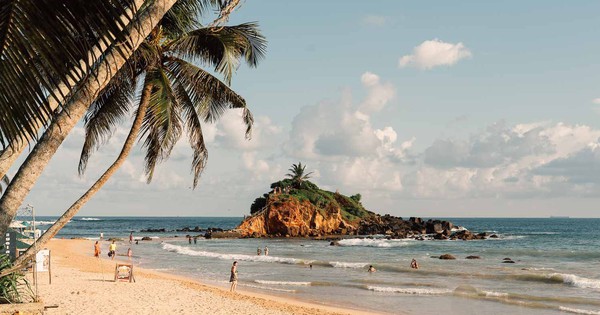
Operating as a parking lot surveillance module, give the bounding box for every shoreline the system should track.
[36,239,391,315]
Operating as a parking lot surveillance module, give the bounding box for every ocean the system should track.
[23,216,600,315]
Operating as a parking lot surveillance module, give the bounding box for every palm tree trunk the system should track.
[0,0,147,180]
[0,0,180,237]
[11,82,153,269]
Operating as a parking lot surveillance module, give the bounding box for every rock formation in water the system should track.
[235,178,479,239]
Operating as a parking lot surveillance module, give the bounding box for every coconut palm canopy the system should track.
[286,162,313,185]
[0,0,142,149]
[78,0,266,188]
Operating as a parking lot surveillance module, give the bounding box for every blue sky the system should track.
[17,1,600,217]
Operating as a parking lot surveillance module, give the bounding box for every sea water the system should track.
[25,217,600,315]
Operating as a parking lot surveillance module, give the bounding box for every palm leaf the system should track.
[0,0,138,149]
[78,67,137,174]
[165,57,253,138]
[166,22,267,84]
[172,81,207,188]
[140,68,183,183]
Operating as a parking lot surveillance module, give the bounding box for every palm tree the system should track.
[11,3,265,268]
[0,0,144,150]
[0,0,201,237]
[0,0,150,180]
[286,162,313,187]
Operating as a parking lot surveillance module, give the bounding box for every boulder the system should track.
[465,256,481,259]
[503,257,512,261]
[330,241,340,246]
[502,260,515,264]
[490,234,499,238]
[141,236,152,241]
[439,254,456,260]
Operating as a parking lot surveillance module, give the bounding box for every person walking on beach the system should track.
[109,240,117,260]
[129,232,133,244]
[94,241,101,258]
[264,246,269,256]
[229,261,238,292]
[100,232,104,241]
[127,248,132,260]
[411,258,419,269]
[257,247,262,256]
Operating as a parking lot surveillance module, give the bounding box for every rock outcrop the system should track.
[235,178,477,239]
[236,196,354,237]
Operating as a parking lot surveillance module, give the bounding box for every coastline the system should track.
[36,239,391,315]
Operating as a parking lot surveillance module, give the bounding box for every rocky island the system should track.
[234,163,487,241]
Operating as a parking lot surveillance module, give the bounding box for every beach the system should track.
[37,239,381,315]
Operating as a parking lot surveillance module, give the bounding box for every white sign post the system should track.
[35,249,51,284]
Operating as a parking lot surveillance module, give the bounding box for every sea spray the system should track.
[337,238,413,248]
[366,286,452,295]
[161,243,311,265]
[254,280,311,286]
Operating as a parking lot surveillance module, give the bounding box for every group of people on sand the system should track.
[368,258,419,273]
[256,246,269,256]
[94,233,135,261]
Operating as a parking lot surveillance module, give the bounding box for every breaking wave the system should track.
[254,280,311,286]
[79,217,101,221]
[559,306,600,315]
[329,261,368,269]
[366,286,452,295]
[337,238,413,248]
[161,243,311,265]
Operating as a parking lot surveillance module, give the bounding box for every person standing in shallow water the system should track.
[229,261,238,292]
[411,258,419,269]
[264,246,269,256]
[257,247,261,256]
[109,241,117,260]
[129,232,133,244]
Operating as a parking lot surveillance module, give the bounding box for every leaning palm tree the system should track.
[0,0,245,237]
[11,4,265,268]
[286,162,313,187]
[0,0,141,150]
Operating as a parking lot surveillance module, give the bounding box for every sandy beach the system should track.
[34,239,384,315]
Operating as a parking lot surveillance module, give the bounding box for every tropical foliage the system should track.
[79,5,266,187]
[0,254,31,303]
[0,0,140,149]
[285,162,313,187]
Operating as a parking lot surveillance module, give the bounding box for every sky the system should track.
[15,0,600,217]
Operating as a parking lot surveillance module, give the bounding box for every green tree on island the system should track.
[286,162,314,188]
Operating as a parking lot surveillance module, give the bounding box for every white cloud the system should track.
[212,109,282,150]
[592,98,600,104]
[362,15,387,27]
[399,39,472,70]
[358,72,395,114]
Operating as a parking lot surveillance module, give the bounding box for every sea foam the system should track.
[161,243,309,265]
[254,280,311,286]
[337,238,412,248]
[550,273,600,289]
[79,217,101,221]
[366,286,452,295]
[329,261,368,269]
[559,306,600,315]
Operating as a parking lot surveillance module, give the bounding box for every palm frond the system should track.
[78,67,137,174]
[172,81,207,188]
[140,68,183,183]
[161,0,221,39]
[166,22,267,84]
[166,57,253,138]
[0,0,138,149]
